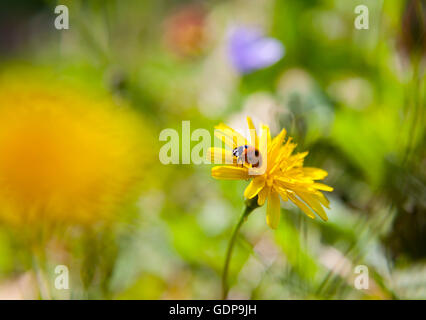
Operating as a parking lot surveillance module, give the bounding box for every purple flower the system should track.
[227,26,285,74]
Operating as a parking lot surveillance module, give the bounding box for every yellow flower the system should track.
[209,117,333,229]
[0,70,153,227]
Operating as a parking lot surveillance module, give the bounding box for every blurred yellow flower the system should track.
[209,117,333,229]
[0,71,152,227]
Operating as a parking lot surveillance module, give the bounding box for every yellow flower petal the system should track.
[279,137,297,159]
[312,183,333,192]
[303,167,328,180]
[266,190,281,229]
[215,123,247,148]
[261,124,271,146]
[244,176,265,199]
[312,192,330,209]
[271,128,287,146]
[288,192,316,219]
[246,117,259,148]
[290,151,309,163]
[211,166,249,180]
[274,185,288,202]
[257,125,270,172]
[257,186,270,206]
[268,128,287,164]
[296,192,328,221]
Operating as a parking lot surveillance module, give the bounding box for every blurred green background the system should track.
[0,0,424,299]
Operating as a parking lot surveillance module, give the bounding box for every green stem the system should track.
[221,199,258,299]
[32,249,52,300]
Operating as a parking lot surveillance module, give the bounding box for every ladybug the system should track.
[232,145,262,168]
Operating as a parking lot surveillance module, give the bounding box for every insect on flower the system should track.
[232,145,262,168]
[209,116,333,229]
